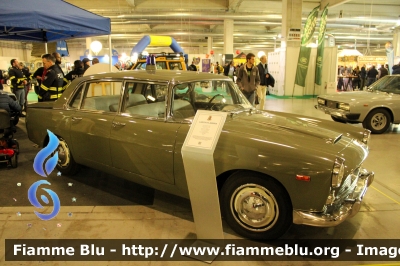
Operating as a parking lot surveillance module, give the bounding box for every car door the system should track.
[109,81,181,184]
[69,80,123,167]
[385,77,400,122]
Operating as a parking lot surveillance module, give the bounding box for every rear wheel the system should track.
[363,108,391,134]
[220,171,292,239]
[56,137,80,175]
[10,154,17,168]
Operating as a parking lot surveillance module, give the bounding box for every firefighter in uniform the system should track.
[8,59,27,110]
[39,54,64,101]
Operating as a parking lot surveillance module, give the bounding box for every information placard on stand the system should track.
[181,110,227,263]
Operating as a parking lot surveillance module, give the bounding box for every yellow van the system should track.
[131,53,187,71]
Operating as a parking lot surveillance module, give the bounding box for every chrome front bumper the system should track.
[293,170,374,227]
[314,104,348,118]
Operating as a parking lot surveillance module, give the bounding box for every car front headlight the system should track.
[362,129,371,145]
[317,98,326,105]
[338,103,350,111]
[332,157,345,188]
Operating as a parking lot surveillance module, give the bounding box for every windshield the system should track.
[171,80,254,120]
[134,61,167,70]
[368,76,400,94]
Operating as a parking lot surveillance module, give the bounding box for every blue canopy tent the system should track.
[0,0,110,43]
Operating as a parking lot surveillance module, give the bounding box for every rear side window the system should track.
[69,81,123,112]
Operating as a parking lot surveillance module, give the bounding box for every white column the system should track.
[281,0,302,49]
[207,37,213,55]
[280,0,303,96]
[223,19,234,54]
[393,27,400,58]
[86,37,92,56]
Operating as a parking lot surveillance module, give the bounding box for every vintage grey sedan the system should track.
[316,75,400,134]
[26,70,374,239]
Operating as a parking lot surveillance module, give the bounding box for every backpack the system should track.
[218,65,223,74]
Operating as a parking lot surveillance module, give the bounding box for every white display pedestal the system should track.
[181,110,227,263]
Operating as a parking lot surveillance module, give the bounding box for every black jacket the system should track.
[39,65,64,101]
[392,64,400,75]
[21,67,32,81]
[257,63,269,85]
[65,68,84,81]
[367,68,378,79]
[8,67,26,91]
[188,64,197,71]
[0,93,21,114]
[256,63,275,87]
[360,67,367,78]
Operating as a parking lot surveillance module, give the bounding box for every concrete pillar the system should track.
[280,0,303,96]
[393,27,400,58]
[223,19,234,54]
[281,0,302,48]
[198,45,204,54]
[86,37,92,56]
[207,37,213,55]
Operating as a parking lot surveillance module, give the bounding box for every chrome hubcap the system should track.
[230,184,279,231]
[371,113,387,130]
[57,139,70,168]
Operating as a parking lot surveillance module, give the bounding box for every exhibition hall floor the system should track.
[1,97,399,265]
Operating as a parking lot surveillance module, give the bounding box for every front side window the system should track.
[171,80,252,120]
[122,82,169,118]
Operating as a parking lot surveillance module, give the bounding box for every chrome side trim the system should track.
[293,170,374,227]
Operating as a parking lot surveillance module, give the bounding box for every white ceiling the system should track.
[65,0,400,55]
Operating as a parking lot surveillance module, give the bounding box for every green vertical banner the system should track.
[295,5,319,87]
[315,5,329,85]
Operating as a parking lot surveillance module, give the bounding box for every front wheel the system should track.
[220,171,292,239]
[363,108,391,134]
[56,137,80,175]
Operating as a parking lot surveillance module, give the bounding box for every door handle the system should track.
[112,121,126,127]
[71,116,82,121]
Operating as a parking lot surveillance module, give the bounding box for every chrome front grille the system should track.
[335,167,360,203]
[326,100,338,109]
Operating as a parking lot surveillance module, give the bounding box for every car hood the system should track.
[319,91,400,102]
[224,110,355,153]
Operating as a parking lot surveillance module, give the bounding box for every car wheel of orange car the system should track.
[363,108,391,134]
[56,137,80,175]
[220,171,292,239]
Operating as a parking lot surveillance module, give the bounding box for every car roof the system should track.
[82,69,231,83]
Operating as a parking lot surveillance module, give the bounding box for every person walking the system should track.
[224,61,235,82]
[236,53,260,105]
[19,62,32,112]
[366,65,378,86]
[360,65,367,90]
[377,65,388,79]
[8,59,27,114]
[256,55,270,110]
